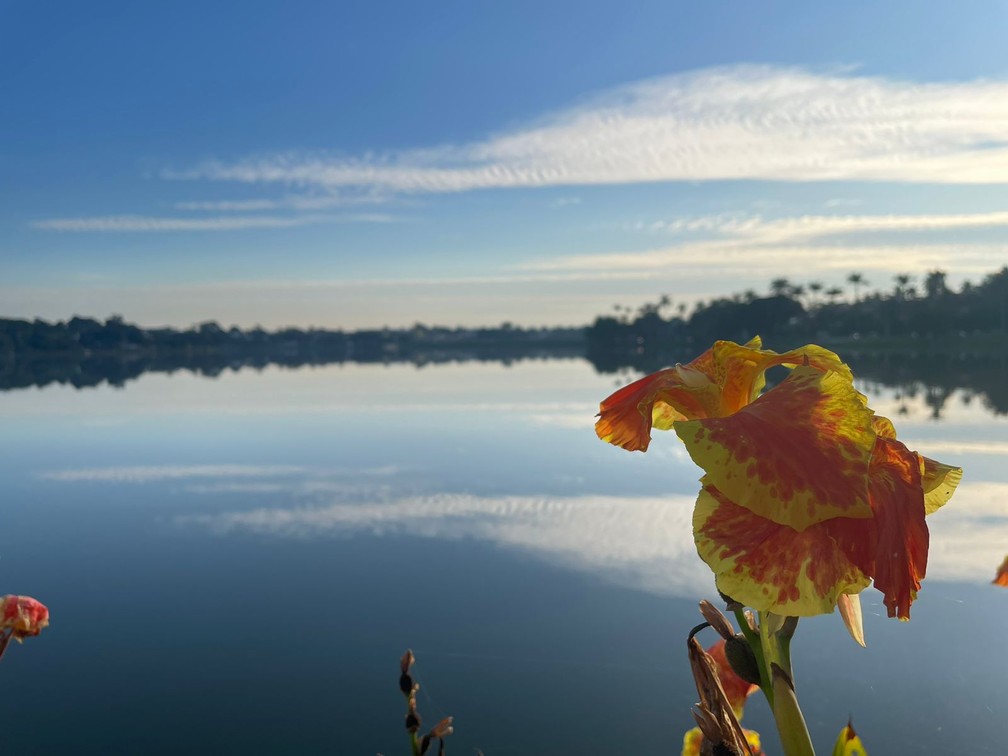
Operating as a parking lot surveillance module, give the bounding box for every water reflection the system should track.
[37,459,1008,600]
[5,358,1008,754]
[175,482,1008,597]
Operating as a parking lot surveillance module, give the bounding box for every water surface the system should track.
[2,359,1006,753]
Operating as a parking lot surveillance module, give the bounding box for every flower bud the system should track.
[724,634,762,686]
[699,600,735,641]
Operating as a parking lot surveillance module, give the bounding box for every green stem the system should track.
[771,663,815,756]
[734,608,773,706]
[755,611,814,756]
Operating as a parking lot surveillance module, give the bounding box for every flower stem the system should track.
[734,607,773,706]
[758,612,815,756]
[771,663,815,756]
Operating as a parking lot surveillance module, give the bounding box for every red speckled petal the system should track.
[868,437,929,620]
[693,486,872,616]
[676,367,876,531]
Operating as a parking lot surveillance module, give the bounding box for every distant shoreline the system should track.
[2,316,1007,421]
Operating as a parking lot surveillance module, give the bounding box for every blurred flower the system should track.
[682,725,763,756]
[0,595,49,640]
[597,338,962,619]
[994,555,1008,587]
[706,638,758,719]
[832,719,868,755]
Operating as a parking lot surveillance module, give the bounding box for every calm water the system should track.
[2,359,1007,754]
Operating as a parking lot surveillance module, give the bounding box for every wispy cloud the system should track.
[174,190,391,212]
[517,209,1008,275]
[634,209,1008,241]
[38,464,307,483]
[174,65,1008,193]
[32,213,398,232]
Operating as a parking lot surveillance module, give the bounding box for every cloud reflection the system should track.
[180,493,713,596]
[39,464,308,483]
[38,463,402,483]
[177,482,1008,600]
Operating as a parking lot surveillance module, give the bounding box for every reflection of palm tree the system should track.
[847,272,867,302]
[770,278,792,297]
[808,281,824,306]
[893,273,911,300]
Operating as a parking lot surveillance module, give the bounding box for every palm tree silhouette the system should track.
[847,272,868,302]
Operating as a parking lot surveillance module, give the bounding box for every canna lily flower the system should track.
[596,338,962,620]
[0,595,49,640]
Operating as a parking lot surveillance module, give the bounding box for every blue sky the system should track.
[3,0,1008,329]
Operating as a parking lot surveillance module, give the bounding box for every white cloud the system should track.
[174,65,1008,193]
[174,190,391,212]
[517,209,1008,275]
[32,212,398,232]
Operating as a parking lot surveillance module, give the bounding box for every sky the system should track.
[3,0,1008,330]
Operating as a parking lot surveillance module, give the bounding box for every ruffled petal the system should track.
[595,338,851,452]
[867,437,929,620]
[595,368,709,451]
[677,366,876,532]
[871,416,897,439]
[918,455,963,515]
[710,340,852,415]
[693,486,872,616]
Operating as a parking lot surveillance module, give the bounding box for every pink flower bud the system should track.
[0,595,50,640]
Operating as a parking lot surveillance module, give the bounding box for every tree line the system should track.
[587,266,1008,369]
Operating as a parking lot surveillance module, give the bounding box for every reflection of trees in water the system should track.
[588,347,1008,420]
[845,351,1008,419]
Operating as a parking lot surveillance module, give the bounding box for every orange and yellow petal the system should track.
[693,486,872,616]
[871,416,897,439]
[677,366,876,532]
[866,437,929,620]
[596,338,851,453]
[595,368,710,451]
[993,555,1008,587]
[706,639,758,719]
[708,339,851,415]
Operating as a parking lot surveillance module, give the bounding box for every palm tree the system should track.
[847,272,868,302]
[825,286,843,304]
[807,281,824,306]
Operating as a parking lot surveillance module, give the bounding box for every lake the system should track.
[2,356,1006,754]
